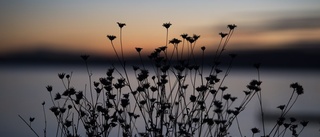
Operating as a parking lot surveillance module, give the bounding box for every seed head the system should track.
[227,24,237,30]
[135,47,143,53]
[58,73,65,79]
[180,33,188,39]
[117,22,126,28]
[46,85,53,92]
[107,35,116,41]
[169,38,181,45]
[251,127,260,134]
[162,22,172,29]
[219,32,228,38]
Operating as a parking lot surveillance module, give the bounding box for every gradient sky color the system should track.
[1,1,320,57]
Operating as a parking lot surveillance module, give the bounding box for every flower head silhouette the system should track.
[117,22,126,28]
[251,127,260,134]
[58,73,65,79]
[300,121,309,127]
[219,32,228,38]
[135,47,143,53]
[46,85,52,92]
[227,24,237,30]
[201,46,206,51]
[186,36,195,43]
[180,33,188,39]
[193,34,200,41]
[169,38,181,45]
[29,117,35,122]
[162,22,172,29]
[107,35,116,41]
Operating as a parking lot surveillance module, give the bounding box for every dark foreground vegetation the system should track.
[20,22,308,137]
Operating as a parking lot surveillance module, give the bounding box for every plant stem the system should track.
[18,115,40,137]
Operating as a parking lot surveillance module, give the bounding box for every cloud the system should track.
[264,16,320,31]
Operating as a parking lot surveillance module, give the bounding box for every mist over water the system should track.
[1,65,320,137]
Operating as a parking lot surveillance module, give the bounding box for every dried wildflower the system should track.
[223,94,231,100]
[181,33,188,39]
[251,127,260,134]
[123,93,129,99]
[107,35,116,41]
[135,47,143,53]
[139,100,146,105]
[54,93,61,100]
[46,85,53,92]
[230,96,237,102]
[290,117,297,123]
[193,34,200,41]
[227,24,237,30]
[201,46,206,51]
[192,118,199,123]
[80,55,89,61]
[213,101,223,108]
[159,46,167,51]
[215,68,223,74]
[296,85,304,95]
[284,123,291,128]
[277,105,285,111]
[76,92,83,100]
[58,73,65,79]
[121,99,129,108]
[214,108,222,113]
[60,107,66,113]
[189,95,197,102]
[162,22,172,29]
[93,81,100,87]
[95,87,101,93]
[219,86,228,91]
[64,120,72,127]
[196,85,207,92]
[219,32,228,38]
[150,98,156,102]
[300,121,309,127]
[106,68,114,76]
[169,38,181,45]
[186,36,195,43]
[209,89,217,94]
[243,90,251,95]
[117,22,126,28]
[29,117,35,122]
[290,82,304,95]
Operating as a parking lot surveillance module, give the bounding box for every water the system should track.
[1,65,320,137]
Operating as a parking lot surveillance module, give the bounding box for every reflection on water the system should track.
[1,65,320,137]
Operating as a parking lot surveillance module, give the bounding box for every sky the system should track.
[1,1,320,137]
[1,0,320,57]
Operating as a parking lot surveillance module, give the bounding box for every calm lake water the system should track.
[1,65,320,137]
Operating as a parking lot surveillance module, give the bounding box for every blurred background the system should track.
[1,0,320,136]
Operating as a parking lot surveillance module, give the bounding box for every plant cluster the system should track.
[19,22,308,137]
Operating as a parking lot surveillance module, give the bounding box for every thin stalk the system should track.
[84,60,94,105]
[18,115,40,137]
[120,28,125,63]
[235,116,243,137]
[42,104,47,137]
[256,67,266,136]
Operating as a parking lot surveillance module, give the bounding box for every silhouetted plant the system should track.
[19,22,309,137]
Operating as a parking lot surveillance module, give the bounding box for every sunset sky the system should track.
[2,1,320,136]
[1,0,320,57]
